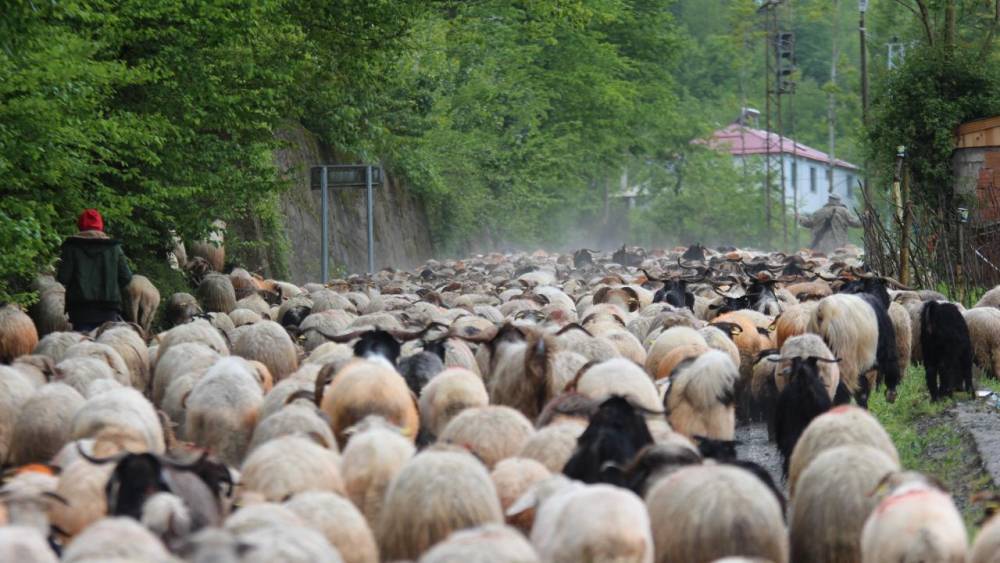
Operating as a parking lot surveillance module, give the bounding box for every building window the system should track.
[810,167,817,194]
[790,161,797,192]
[847,174,854,198]
[826,168,833,190]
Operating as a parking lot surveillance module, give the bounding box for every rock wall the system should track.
[273,125,434,284]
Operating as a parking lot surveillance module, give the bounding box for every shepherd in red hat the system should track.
[57,209,133,332]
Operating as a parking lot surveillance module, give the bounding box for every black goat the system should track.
[771,355,841,476]
[682,244,707,262]
[562,396,655,486]
[921,301,973,401]
[573,249,597,268]
[279,305,311,329]
[77,447,226,529]
[643,269,696,311]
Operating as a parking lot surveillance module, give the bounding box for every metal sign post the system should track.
[311,164,384,281]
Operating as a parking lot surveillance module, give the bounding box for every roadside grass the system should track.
[870,365,994,534]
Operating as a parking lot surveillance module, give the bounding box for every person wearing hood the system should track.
[798,193,862,255]
[56,209,133,332]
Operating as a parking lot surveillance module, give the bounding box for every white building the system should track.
[711,123,860,214]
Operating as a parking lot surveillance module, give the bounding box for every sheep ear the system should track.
[506,488,539,518]
[867,471,898,497]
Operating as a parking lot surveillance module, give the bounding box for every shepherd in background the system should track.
[57,209,133,332]
[799,194,862,254]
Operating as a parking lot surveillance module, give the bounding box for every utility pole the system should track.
[859,0,874,255]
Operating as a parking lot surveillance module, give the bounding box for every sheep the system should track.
[483,326,565,419]
[789,445,901,563]
[306,341,355,366]
[240,435,345,502]
[0,476,63,542]
[808,294,879,407]
[0,526,57,563]
[970,496,1000,563]
[236,293,272,316]
[438,406,535,469]
[9,354,57,388]
[341,416,416,531]
[519,422,585,472]
[157,318,229,357]
[644,326,707,378]
[232,320,298,381]
[285,491,378,563]
[247,403,336,454]
[0,304,38,363]
[861,472,967,563]
[54,356,120,397]
[224,501,304,535]
[164,292,202,327]
[698,325,741,368]
[419,524,539,563]
[60,516,171,561]
[0,367,36,463]
[229,307,262,327]
[664,349,738,441]
[8,383,85,466]
[189,222,226,272]
[787,406,899,497]
[602,329,647,365]
[70,386,165,454]
[921,300,973,400]
[124,274,160,332]
[150,341,220,406]
[654,343,708,381]
[574,357,662,412]
[29,276,69,336]
[49,459,114,539]
[773,301,816,349]
[888,301,912,373]
[198,273,238,314]
[95,324,150,391]
[317,359,420,448]
[241,524,344,563]
[418,367,490,439]
[185,357,265,466]
[491,457,550,521]
[140,491,192,548]
[975,284,1000,309]
[646,464,788,563]
[376,451,503,562]
[565,395,661,488]
[964,306,1000,378]
[529,482,653,563]
[32,330,87,363]
[258,377,315,422]
[62,340,132,387]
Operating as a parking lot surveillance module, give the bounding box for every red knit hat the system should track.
[77,209,104,232]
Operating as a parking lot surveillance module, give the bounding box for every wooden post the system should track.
[900,167,911,285]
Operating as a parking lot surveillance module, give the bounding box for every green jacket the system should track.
[56,231,133,313]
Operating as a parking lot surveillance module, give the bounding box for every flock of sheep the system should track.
[3,242,1000,562]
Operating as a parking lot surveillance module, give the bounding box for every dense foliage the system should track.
[3,0,994,303]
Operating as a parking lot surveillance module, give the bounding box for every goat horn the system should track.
[75,442,126,465]
[164,449,210,471]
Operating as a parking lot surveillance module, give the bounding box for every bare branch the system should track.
[914,0,936,46]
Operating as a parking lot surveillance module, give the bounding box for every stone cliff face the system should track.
[273,125,433,284]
